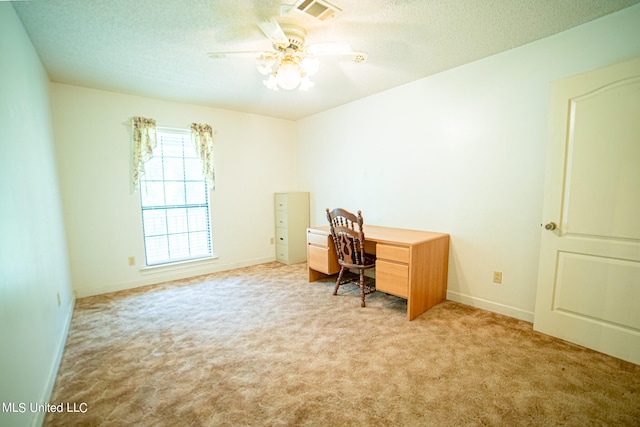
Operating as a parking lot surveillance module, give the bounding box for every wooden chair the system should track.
[326,208,376,307]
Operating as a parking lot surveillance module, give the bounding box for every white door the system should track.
[534,57,640,365]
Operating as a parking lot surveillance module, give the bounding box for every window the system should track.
[139,128,212,266]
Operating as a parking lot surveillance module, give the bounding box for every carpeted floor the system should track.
[45,262,639,426]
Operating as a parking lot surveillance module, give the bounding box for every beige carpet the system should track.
[45,262,639,426]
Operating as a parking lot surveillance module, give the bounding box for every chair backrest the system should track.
[326,208,367,267]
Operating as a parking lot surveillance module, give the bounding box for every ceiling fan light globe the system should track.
[301,56,319,76]
[264,74,279,91]
[298,76,314,91]
[276,62,302,90]
[256,56,276,75]
[257,65,273,75]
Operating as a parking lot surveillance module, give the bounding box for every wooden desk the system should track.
[307,225,449,320]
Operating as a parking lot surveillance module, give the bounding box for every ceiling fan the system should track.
[208,14,368,91]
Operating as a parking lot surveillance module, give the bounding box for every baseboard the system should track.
[74,257,275,298]
[31,292,76,427]
[446,290,534,323]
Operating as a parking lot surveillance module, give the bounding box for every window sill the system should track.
[140,256,219,275]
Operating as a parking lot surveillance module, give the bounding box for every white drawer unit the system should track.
[274,192,310,264]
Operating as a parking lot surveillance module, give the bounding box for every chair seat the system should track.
[339,252,376,269]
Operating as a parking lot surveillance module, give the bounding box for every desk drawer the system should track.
[307,230,331,248]
[376,260,408,298]
[377,244,410,264]
[308,245,332,274]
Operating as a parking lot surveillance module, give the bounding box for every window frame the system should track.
[138,127,213,266]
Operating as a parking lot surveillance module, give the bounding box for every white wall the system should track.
[51,85,298,297]
[0,4,75,427]
[296,5,640,321]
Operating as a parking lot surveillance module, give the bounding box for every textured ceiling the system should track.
[12,0,640,120]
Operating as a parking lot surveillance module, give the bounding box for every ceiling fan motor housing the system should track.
[279,24,307,51]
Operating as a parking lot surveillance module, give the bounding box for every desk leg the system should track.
[408,236,449,320]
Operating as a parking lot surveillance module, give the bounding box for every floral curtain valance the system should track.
[191,122,216,190]
[131,116,157,191]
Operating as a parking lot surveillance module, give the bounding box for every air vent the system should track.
[295,0,341,21]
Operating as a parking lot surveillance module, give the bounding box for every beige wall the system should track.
[2,5,640,422]
[51,84,298,297]
[0,4,74,427]
[296,4,640,321]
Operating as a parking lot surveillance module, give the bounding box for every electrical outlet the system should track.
[128,256,136,266]
[270,237,275,245]
[493,271,503,284]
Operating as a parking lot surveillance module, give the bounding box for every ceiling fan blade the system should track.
[208,50,275,59]
[305,42,368,62]
[257,18,289,48]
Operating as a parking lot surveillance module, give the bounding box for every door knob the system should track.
[545,222,557,230]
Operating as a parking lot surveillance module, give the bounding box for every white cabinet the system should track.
[274,192,309,264]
